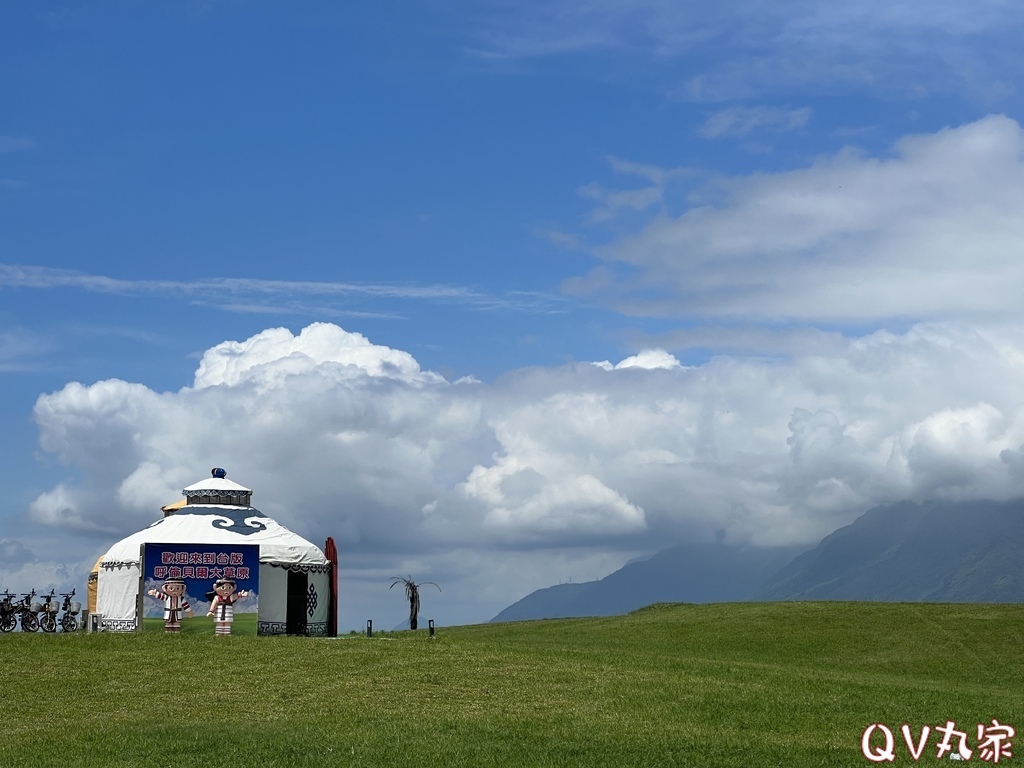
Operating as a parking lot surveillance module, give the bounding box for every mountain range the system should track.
[490,498,1024,622]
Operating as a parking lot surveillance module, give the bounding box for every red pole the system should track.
[325,537,339,637]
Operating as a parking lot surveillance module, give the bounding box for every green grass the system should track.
[141,612,258,635]
[1,602,1021,767]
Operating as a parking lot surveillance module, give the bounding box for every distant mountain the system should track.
[490,541,805,623]
[754,499,1024,602]
[492,498,1024,623]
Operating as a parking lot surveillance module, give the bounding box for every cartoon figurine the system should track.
[206,578,249,636]
[147,578,194,633]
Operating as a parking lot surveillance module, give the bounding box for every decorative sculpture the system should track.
[207,577,249,636]
[147,577,194,633]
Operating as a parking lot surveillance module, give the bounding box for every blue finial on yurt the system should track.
[212,467,227,479]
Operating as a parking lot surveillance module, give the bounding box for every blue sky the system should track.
[3,1,1024,628]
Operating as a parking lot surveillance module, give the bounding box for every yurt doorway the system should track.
[286,570,308,635]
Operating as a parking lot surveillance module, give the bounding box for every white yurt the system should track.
[96,468,334,635]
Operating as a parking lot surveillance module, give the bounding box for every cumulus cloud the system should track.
[0,539,35,568]
[457,459,645,540]
[593,349,683,371]
[0,538,86,601]
[193,324,444,389]
[24,313,1024,621]
[566,115,1024,324]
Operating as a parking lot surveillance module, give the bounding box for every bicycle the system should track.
[58,589,82,632]
[0,591,17,633]
[16,591,39,632]
[38,589,59,633]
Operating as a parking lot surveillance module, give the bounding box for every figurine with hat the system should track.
[147,577,195,633]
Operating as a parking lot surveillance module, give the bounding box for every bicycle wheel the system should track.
[40,613,57,633]
[0,614,15,633]
[61,614,78,633]
[21,613,39,632]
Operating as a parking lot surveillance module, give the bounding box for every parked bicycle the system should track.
[15,591,39,632]
[58,589,81,632]
[0,591,17,633]
[38,589,59,633]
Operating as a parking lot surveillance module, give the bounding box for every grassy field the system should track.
[0,602,1020,767]
[141,613,259,635]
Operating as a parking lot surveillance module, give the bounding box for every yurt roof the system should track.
[100,468,325,568]
[100,506,327,567]
[183,476,252,493]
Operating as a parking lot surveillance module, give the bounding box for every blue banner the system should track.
[142,543,259,632]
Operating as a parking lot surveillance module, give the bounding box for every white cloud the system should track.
[579,181,663,223]
[0,539,35,568]
[193,323,444,389]
[0,264,563,314]
[538,228,585,251]
[615,349,682,370]
[459,0,1023,101]
[25,318,1024,623]
[567,115,1024,324]
[0,536,98,609]
[699,106,812,138]
[577,156,694,224]
[457,458,645,539]
[593,349,682,370]
[0,328,51,371]
[607,156,694,187]
[0,558,83,598]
